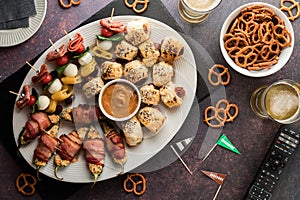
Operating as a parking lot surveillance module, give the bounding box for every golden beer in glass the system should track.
[250,79,300,124]
[178,0,222,23]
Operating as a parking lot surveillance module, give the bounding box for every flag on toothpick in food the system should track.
[201,170,227,200]
[170,136,194,175]
[201,134,240,161]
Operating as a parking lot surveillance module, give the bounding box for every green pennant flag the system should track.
[217,134,241,155]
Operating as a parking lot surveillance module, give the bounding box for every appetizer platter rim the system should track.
[12,15,197,183]
[219,2,294,78]
[0,0,47,47]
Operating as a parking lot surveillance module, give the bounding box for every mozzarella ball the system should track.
[98,40,113,51]
[38,95,50,110]
[63,63,78,77]
[78,52,93,65]
[48,79,63,94]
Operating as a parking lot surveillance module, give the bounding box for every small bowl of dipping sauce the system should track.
[99,79,141,121]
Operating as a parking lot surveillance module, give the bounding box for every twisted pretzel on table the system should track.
[280,0,300,21]
[124,0,150,14]
[204,99,239,128]
[123,173,147,196]
[208,64,231,86]
[203,106,227,128]
[15,173,38,196]
[59,0,82,9]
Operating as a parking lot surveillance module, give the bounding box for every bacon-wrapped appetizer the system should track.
[18,112,60,147]
[54,130,83,180]
[83,125,105,186]
[100,121,126,175]
[33,132,59,180]
[60,104,102,126]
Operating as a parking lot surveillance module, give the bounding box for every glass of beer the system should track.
[250,79,300,124]
[178,0,222,23]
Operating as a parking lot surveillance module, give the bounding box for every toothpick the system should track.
[49,39,58,53]
[64,29,71,41]
[9,91,23,98]
[109,8,115,22]
[170,144,193,175]
[55,146,63,152]
[202,143,217,162]
[212,184,222,200]
[26,61,38,72]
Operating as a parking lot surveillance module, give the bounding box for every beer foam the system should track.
[184,0,221,11]
[268,90,298,117]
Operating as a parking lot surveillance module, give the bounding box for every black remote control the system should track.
[244,125,300,200]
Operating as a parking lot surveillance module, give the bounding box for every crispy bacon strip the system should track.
[67,33,84,52]
[18,113,60,147]
[100,121,126,175]
[33,133,59,180]
[83,126,105,186]
[54,130,83,180]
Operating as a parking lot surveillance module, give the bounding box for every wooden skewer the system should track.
[212,184,222,200]
[109,8,115,22]
[201,143,217,162]
[9,91,24,98]
[170,144,193,175]
[64,29,71,41]
[49,39,58,53]
[26,61,38,72]
[55,146,63,152]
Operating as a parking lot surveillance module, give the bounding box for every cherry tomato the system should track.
[76,44,85,54]
[28,95,36,106]
[101,28,114,38]
[56,54,70,66]
[41,73,52,85]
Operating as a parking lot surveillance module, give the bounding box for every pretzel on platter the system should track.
[59,0,82,9]
[208,64,231,86]
[280,0,300,21]
[124,0,150,14]
[123,173,147,196]
[16,173,37,196]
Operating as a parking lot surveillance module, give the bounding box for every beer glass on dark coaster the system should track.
[250,79,300,124]
[178,0,222,23]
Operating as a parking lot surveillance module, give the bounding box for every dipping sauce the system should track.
[101,82,139,118]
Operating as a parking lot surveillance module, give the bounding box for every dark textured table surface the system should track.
[0,0,300,199]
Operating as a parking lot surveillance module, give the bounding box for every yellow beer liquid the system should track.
[265,84,299,121]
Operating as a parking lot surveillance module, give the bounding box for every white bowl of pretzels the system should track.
[220,2,294,77]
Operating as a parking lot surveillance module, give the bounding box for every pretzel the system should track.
[123,173,146,196]
[204,99,239,128]
[208,64,231,86]
[59,0,82,9]
[223,4,292,71]
[93,46,113,60]
[280,0,300,21]
[124,0,149,14]
[16,173,37,196]
[203,106,226,128]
